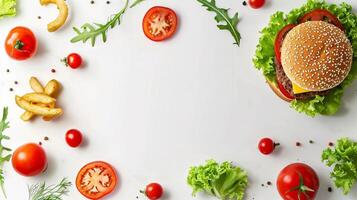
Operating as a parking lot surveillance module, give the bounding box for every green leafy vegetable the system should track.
[253,0,357,117]
[71,0,129,46]
[28,178,72,200]
[130,0,145,8]
[322,138,357,195]
[0,107,11,198]
[0,0,16,19]
[187,160,248,200]
[197,0,241,46]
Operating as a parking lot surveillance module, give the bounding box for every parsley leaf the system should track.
[0,107,11,198]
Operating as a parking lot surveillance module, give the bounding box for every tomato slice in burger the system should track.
[143,6,178,41]
[299,9,344,31]
[274,24,296,64]
[277,81,294,100]
[76,161,117,199]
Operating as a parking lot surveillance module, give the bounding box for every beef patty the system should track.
[275,57,330,100]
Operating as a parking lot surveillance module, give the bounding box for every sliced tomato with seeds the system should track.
[299,9,344,31]
[274,24,296,64]
[277,80,294,100]
[76,161,117,199]
[142,6,178,41]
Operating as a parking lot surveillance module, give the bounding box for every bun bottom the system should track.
[266,80,293,102]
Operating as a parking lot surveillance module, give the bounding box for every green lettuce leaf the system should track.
[322,138,357,194]
[187,160,248,200]
[0,0,16,19]
[253,0,357,117]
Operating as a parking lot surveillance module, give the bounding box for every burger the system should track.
[253,0,357,116]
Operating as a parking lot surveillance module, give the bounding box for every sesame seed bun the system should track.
[281,21,353,91]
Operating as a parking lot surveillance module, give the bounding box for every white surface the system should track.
[0,0,357,199]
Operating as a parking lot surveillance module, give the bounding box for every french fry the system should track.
[21,111,35,121]
[22,93,56,105]
[15,96,63,117]
[30,77,44,93]
[44,79,61,97]
[40,0,69,32]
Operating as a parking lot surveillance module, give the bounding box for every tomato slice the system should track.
[142,6,178,41]
[274,24,296,64]
[277,81,294,100]
[76,161,117,199]
[299,9,344,31]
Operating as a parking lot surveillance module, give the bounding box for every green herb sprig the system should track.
[28,178,72,200]
[0,107,11,198]
[130,0,145,8]
[197,0,241,46]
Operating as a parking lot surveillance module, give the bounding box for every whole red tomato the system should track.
[248,0,265,9]
[277,163,319,200]
[12,143,47,176]
[65,129,83,148]
[145,183,164,200]
[5,26,37,60]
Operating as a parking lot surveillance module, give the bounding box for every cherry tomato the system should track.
[145,183,163,200]
[299,9,344,31]
[11,143,47,176]
[277,80,295,100]
[143,6,178,41]
[258,138,278,155]
[5,26,37,60]
[248,0,265,9]
[66,129,83,148]
[274,24,296,64]
[76,161,117,199]
[63,53,82,69]
[277,163,319,200]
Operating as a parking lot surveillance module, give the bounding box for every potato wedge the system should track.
[30,77,44,93]
[44,79,61,97]
[22,93,56,104]
[40,0,69,32]
[21,111,35,121]
[16,96,63,117]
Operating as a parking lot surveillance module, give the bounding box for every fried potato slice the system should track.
[44,79,61,97]
[16,96,63,117]
[30,77,44,93]
[22,93,56,105]
[40,0,69,32]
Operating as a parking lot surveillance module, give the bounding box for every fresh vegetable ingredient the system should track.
[28,178,72,200]
[197,0,241,46]
[5,26,37,60]
[16,77,62,121]
[39,0,69,32]
[274,24,296,65]
[142,6,178,42]
[76,161,117,199]
[130,0,145,8]
[0,107,11,198]
[142,183,163,200]
[0,0,16,19]
[65,129,83,148]
[277,163,319,200]
[62,53,83,69]
[248,0,265,9]
[187,160,248,200]
[258,138,278,155]
[12,143,47,176]
[253,0,357,116]
[71,0,129,46]
[322,138,357,194]
[299,9,344,31]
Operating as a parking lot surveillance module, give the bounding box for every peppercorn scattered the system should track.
[328,142,334,147]
[309,140,314,144]
[328,187,332,192]
[296,142,301,147]
[39,142,42,146]
[38,16,41,19]
[6,69,10,73]
[267,181,272,186]
[106,1,110,4]
[242,1,247,6]
[90,0,94,4]
[44,136,49,141]
[51,69,56,73]
[9,88,13,92]
[14,81,18,85]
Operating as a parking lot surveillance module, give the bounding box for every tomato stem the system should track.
[274,142,280,147]
[286,172,314,200]
[14,40,24,50]
[60,57,69,67]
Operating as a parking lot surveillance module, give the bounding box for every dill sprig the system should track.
[28,178,71,200]
[0,107,11,199]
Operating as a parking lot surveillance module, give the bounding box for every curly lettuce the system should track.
[253,0,357,117]
[0,0,16,19]
[322,138,357,194]
[187,160,248,200]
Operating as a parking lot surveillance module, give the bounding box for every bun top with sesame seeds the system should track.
[281,21,353,92]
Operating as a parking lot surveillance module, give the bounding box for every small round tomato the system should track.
[299,9,344,31]
[5,26,37,60]
[145,183,163,200]
[12,143,47,176]
[248,0,265,9]
[258,138,279,155]
[66,129,83,148]
[277,163,319,200]
[62,53,82,69]
[76,161,117,199]
[274,24,296,64]
[143,6,178,41]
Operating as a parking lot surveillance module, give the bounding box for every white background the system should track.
[0,0,357,199]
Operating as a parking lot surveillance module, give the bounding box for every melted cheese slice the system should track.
[292,83,311,94]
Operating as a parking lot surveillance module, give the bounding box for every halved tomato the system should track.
[76,161,118,199]
[299,9,344,31]
[274,24,296,64]
[142,6,178,41]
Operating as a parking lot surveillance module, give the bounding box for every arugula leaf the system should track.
[197,0,241,46]
[28,178,72,200]
[0,0,16,19]
[187,160,248,200]
[253,0,357,117]
[0,107,11,198]
[322,138,357,194]
[71,0,129,46]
